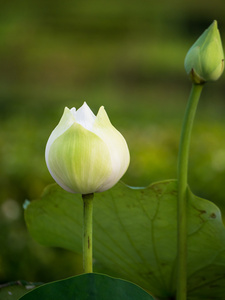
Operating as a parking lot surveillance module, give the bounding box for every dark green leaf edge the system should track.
[18,273,154,300]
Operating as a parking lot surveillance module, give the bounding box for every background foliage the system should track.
[1,0,225,285]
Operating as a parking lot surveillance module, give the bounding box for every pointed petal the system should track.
[92,106,130,192]
[74,102,96,131]
[45,107,75,168]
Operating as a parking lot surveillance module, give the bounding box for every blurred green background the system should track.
[1,0,225,285]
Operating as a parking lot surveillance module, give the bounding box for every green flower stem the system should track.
[82,193,94,273]
[176,83,204,300]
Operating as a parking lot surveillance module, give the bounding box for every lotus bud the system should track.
[184,20,224,84]
[45,102,130,194]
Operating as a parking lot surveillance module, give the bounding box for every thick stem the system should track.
[82,193,94,273]
[176,84,203,300]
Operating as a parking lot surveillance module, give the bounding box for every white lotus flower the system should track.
[45,102,130,194]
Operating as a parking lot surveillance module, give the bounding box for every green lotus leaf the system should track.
[24,180,225,299]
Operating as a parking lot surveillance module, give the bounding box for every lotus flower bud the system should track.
[184,20,224,84]
[45,102,130,194]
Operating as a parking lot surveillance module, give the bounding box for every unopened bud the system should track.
[184,20,224,84]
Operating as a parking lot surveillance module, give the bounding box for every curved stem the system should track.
[82,193,94,273]
[176,84,203,300]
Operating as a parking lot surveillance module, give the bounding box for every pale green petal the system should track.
[47,122,112,194]
[185,46,200,73]
[45,107,75,165]
[201,40,224,81]
[92,106,130,192]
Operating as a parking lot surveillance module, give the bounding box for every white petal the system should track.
[74,102,96,131]
[92,106,130,192]
[70,107,76,116]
